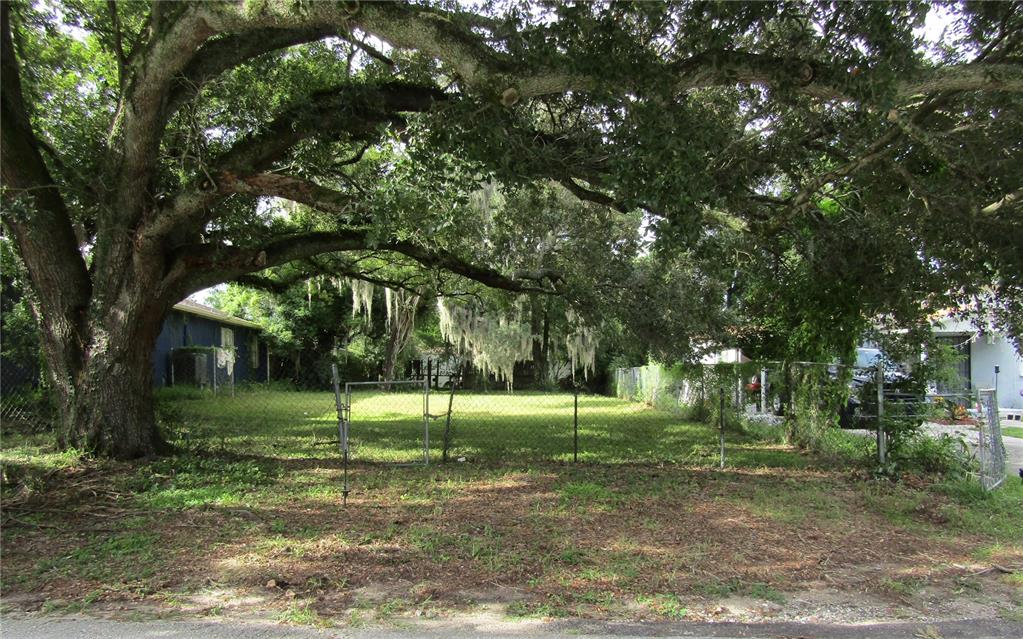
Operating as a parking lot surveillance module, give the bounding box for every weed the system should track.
[639,593,688,619]
[276,602,329,627]
[558,546,588,565]
[506,597,569,619]
[747,583,786,604]
[558,481,614,505]
[880,576,923,598]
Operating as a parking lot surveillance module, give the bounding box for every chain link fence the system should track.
[0,365,52,433]
[1,352,1009,489]
[614,360,1009,488]
[977,389,1007,490]
[155,372,739,466]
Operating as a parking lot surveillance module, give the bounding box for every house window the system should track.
[250,334,259,369]
[221,327,234,349]
[935,335,971,393]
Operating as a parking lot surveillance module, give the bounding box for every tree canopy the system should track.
[2,0,1022,457]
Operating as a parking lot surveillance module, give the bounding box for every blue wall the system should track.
[151,310,268,387]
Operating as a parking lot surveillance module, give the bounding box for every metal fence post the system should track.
[876,364,886,466]
[423,380,430,465]
[330,364,349,506]
[719,387,725,469]
[573,387,579,463]
[442,371,459,463]
[978,388,1005,491]
[760,368,767,414]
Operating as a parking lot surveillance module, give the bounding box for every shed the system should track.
[152,299,268,388]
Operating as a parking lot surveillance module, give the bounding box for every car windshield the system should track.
[855,348,883,369]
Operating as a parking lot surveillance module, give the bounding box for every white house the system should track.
[932,316,1023,410]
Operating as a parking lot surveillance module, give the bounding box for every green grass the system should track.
[276,602,332,627]
[3,387,1023,625]
[155,388,798,467]
[1002,426,1023,439]
[638,593,688,618]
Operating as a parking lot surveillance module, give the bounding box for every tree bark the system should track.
[381,316,401,384]
[50,286,172,458]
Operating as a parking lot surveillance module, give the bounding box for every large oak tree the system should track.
[2,1,1021,458]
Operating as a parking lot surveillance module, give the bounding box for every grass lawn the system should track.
[156,388,798,466]
[2,389,1022,627]
[1003,425,1023,439]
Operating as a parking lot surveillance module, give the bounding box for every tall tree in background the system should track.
[2,1,1021,458]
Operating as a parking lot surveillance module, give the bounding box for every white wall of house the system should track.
[934,317,1023,409]
[969,334,1023,410]
[700,348,747,365]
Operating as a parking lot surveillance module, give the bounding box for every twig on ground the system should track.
[970,564,1019,576]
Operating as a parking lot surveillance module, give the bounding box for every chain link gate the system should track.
[343,380,430,466]
[977,388,1006,491]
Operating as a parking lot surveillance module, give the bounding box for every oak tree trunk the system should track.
[35,255,175,459]
[59,340,165,458]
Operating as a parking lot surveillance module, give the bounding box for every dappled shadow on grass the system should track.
[6,391,1022,620]
[3,452,1021,623]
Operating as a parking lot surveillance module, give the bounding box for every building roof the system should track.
[172,299,262,330]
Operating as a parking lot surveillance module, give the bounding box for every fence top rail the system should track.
[344,380,425,387]
[616,360,863,370]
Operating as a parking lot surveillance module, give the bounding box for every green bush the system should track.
[894,433,973,478]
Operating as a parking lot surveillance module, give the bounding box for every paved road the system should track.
[2,616,1022,639]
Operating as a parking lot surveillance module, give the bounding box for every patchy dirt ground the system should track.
[2,453,1021,629]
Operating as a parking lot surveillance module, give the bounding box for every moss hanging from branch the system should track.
[437,297,533,386]
[382,287,421,381]
[564,309,598,381]
[350,278,374,322]
[437,297,599,387]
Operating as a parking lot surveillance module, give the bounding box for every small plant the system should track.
[506,597,569,619]
[276,602,329,627]
[747,582,786,604]
[639,593,688,619]
[894,433,972,478]
[879,576,923,598]
[947,401,969,423]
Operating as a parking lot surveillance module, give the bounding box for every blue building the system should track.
[152,299,268,388]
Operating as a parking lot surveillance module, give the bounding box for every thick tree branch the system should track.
[113,4,215,214]
[202,2,1023,103]
[981,187,1023,215]
[146,82,444,241]
[164,26,337,117]
[237,259,427,297]
[106,1,126,87]
[346,34,395,68]
[0,3,92,374]
[219,173,360,215]
[558,178,627,213]
[170,230,556,297]
[1,6,90,290]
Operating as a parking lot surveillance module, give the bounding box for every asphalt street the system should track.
[2,616,1022,639]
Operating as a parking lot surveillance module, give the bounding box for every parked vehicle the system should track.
[839,349,917,429]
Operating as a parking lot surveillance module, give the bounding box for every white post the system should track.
[423,381,430,465]
[760,368,767,414]
[876,365,885,465]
